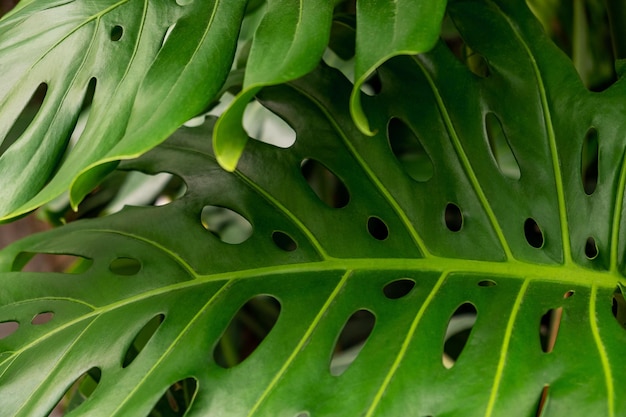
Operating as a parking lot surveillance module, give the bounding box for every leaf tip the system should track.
[349,84,376,137]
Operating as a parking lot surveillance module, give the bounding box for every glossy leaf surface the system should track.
[0,0,247,220]
[1,1,626,416]
[351,0,447,134]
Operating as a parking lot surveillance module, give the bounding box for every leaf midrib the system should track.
[0,228,618,372]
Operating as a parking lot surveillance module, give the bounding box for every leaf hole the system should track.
[465,50,490,77]
[272,231,297,252]
[294,412,310,417]
[150,377,198,416]
[387,118,434,182]
[443,303,477,369]
[109,257,141,276]
[563,290,575,299]
[243,100,296,148]
[12,252,93,273]
[106,171,186,212]
[0,321,19,339]
[524,218,544,248]
[330,309,376,376]
[539,307,563,353]
[442,14,491,78]
[110,25,123,41]
[175,0,194,6]
[612,286,626,330]
[585,236,598,259]
[214,295,281,368]
[161,24,177,49]
[201,205,253,244]
[31,312,54,325]
[361,70,382,96]
[301,159,350,208]
[581,127,598,195]
[367,216,389,240]
[535,385,550,417]
[478,279,497,287]
[444,203,463,232]
[54,367,102,414]
[383,278,416,299]
[122,314,164,368]
[1,83,48,158]
[485,112,520,180]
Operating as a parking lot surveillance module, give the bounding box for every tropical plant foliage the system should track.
[1,0,626,416]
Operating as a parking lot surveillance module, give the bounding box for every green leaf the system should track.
[213,0,333,171]
[350,0,447,135]
[0,0,247,221]
[2,0,626,416]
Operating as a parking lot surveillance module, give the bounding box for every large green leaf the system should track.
[0,0,247,220]
[1,0,626,416]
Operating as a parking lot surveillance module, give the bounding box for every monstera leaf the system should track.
[0,0,447,220]
[0,0,249,220]
[1,0,626,416]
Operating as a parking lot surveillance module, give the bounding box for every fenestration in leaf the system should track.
[0,0,247,221]
[1,1,626,416]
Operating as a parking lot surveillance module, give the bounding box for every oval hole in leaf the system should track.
[367,216,389,240]
[295,412,310,417]
[581,127,599,195]
[361,70,382,96]
[110,25,123,41]
[478,279,497,287]
[201,206,253,244]
[383,278,415,299]
[0,321,19,339]
[214,295,281,368]
[12,252,93,273]
[612,286,626,330]
[149,377,198,416]
[539,307,563,353]
[109,257,141,276]
[31,312,54,325]
[535,385,550,417]
[330,309,376,376]
[442,19,490,77]
[445,203,463,232]
[524,218,544,248]
[243,100,296,148]
[122,314,165,368]
[272,231,297,252]
[57,367,102,414]
[301,159,350,208]
[485,112,520,180]
[1,83,48,158]
[465,48,490,77]
[585,236,598,259]
[563,290,575,299]
[161,24,176,49]
[387,118,434,182]
[443,303,477,369]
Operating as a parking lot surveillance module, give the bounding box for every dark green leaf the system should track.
[1,1,626,416]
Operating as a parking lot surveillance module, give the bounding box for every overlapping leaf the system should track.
[1,0,626,416]
[0,0,247,220]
